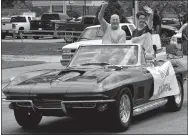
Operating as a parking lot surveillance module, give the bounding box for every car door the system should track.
[140,49,155,101]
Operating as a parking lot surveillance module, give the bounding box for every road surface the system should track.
[1,62,187,134]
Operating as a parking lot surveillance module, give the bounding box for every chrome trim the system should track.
[16,102,32,108]
[133,98,168,116]
[2,99,115,115]
[66,103,96,108]
[2,99,36,111]
[61,100,115,103]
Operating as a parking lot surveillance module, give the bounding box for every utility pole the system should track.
[84,0,86,15]
[63,0,67,14]
[133,0,139,27]
[50,0,52,13]
[135,0,139,27]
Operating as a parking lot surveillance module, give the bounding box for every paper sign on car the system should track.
[146,61,180,100]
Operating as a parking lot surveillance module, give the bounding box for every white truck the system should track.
[2,15,35,39]
[60,23,162,66]
[2,17,12,39]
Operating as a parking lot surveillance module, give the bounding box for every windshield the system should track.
[41,14,60,20]
[69,45,138,67]
[10,17,26,22]
[79,27,104,41]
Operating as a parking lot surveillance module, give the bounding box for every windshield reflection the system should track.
[69,45,138,67]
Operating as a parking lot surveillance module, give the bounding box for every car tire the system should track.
[107,88,133,131]
[166,78,184,112]
[14,108,42,128]
[33,36,39,39]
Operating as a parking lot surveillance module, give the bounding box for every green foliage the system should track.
[95,0,129,23]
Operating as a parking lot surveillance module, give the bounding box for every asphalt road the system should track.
[1,63,188,134]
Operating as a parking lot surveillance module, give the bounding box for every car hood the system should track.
[4,67,140,96]
[62,39,132,50]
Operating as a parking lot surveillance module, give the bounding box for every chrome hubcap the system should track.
[119,94,131,123]
[175,82,182,105]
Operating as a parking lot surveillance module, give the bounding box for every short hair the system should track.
[136,11,146,19]
[154,10,157,14]
[111,14,120,19]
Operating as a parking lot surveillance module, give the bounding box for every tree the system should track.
[95,0,129,23]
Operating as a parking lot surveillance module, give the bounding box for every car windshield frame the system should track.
[68,44,140,68]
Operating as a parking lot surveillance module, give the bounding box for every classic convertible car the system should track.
[2,44,187,131]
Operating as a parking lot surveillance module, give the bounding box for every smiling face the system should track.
[110,14,120,30]
[138,15,147,27]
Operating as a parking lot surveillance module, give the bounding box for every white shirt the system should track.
[102,24,126,44]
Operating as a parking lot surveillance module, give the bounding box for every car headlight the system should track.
[62,49,71,53]
[170,37,177,44]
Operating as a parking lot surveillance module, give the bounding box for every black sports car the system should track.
[2,44,187,131]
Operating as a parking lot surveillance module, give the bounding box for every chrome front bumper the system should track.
[2,99,115,115]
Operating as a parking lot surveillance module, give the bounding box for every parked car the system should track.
[57,15,98,43]
[60,23,162,66]
[30,13,71,39]
[160,25,178,39]
[2,44,186,131]
[1,17,12,39]
[8,15,35,39]
[166,23,188,58]
[162,18,181,29]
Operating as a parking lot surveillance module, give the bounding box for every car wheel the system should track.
[107,89,133,131]
[14,108,42,128]
[166,78,184,111]
[33,36,39,39]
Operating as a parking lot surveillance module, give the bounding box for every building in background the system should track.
[31,0,103,16]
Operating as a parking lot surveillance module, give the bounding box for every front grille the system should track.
[33,99,62,109]
[66,103,96,108]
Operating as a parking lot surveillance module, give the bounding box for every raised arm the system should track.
[144,6,153,30]
[98,2,109,32]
